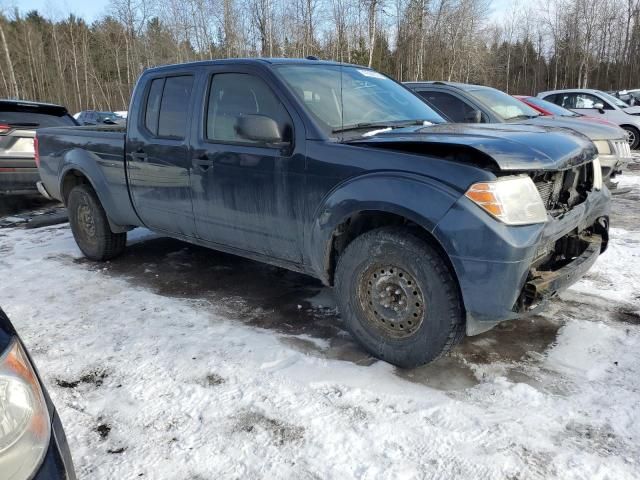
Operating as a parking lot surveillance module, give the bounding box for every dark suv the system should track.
[0,100,77,195]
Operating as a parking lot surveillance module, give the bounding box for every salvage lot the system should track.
[1,174,640,479]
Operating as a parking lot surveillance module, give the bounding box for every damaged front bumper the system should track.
[518,232,603,313]
[434,186,611,336]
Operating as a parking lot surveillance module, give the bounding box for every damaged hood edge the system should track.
[347,123,598,172]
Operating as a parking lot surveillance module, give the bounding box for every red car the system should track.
[514,95,618,127]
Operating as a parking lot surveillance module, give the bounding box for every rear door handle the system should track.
[194,153,213,171]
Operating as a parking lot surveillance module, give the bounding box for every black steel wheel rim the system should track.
[76,195,97,243]
[357,264,426,339]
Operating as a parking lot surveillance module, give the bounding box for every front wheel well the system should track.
[324,211,458,290]
[61,169,91,205]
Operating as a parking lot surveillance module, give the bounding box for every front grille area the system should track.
[611,139,632,159]
[533,161,595,214]
[535,176,561,208]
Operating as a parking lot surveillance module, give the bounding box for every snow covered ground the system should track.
[1,177,640,480]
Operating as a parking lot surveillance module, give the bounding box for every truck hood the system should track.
[517,116,626,141]
[347,123,596,172]
[622,105,640,115]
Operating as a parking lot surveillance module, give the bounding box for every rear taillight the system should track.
[33,135,40,168]
[0,124,10,134]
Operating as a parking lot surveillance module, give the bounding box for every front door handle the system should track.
[131,148,147,162]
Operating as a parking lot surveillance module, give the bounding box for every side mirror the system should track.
[235,114,286,145]
[103,119,116,125]
[593,102,605,112]
[465,110,483,123]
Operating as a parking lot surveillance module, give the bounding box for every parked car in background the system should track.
[35,59,610,367]
[611,89,640,106]
[515,95,614,125]
[113,110,128,119]
[0,100,77,195]
[537,89,640,149]
[0,307,76,479]
[75,110,126,126]
[514,95,631,184]
[405,82,631,183]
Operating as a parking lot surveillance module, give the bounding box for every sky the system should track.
[9,0,546,25]
[489,0,550,23]
[5,0,109,22]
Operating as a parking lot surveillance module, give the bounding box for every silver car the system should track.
[537,89,640,149]
[0,100,77,194]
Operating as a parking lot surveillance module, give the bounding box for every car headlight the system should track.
[593,140,611,155]
[592,157,603,190]
[465,175,548,225]
[0,340,51,479]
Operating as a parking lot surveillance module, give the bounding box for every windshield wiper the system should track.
[332,119,429,134]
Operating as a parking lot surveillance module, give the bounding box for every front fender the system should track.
[59,148,140,228]
[307,171,462,282]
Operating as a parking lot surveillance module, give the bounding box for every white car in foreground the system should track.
[537,88,640,149]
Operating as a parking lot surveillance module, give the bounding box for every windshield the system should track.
[275,65,445,135]
[468,87,541,121]
[596,90,630,108]
[521,96,578,117]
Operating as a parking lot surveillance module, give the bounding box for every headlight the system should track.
[465,175,548,225]
[593,140,611,155]
[592,157,603,190]
[0,340,50,479]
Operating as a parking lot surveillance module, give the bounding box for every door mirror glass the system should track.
[235,115,284,144]
[465,109,483,123]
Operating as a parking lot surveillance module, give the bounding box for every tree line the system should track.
[0,0,638,113]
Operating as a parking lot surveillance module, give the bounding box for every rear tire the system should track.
[334,227,464,368]
[622,126,639,150]
[67,184,126,261]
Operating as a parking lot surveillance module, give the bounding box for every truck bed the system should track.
[36,125,138,228]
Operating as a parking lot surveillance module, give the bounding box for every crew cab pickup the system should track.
[36,59,610,367]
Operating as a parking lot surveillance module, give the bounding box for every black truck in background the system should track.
[35,59,610,367]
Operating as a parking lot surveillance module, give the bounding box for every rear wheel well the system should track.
[325,211,458,290]
[61,170,91,205]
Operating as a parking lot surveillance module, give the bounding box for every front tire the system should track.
[334,227,464,368]
[622,126,639,150]
[67,184,126,261]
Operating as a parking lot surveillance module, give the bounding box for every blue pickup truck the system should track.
[35,58,610,367]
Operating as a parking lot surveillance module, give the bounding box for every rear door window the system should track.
[144,78,165,135]
[158,76,194,139]
[416,90,476,122]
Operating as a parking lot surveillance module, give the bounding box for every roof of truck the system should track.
[144,57,367,74]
